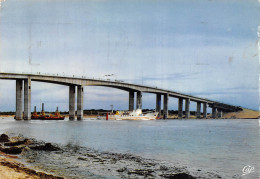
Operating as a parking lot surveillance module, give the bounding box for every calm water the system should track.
[0,117,259,178]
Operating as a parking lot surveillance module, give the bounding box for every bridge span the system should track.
[0,72,242,120]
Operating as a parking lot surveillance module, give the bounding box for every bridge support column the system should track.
[163,93,168,119]
[24,78,31,120]
[69,85,76,120]
[218,110,223,118]
[196,102,201,119]
[129,91,134,111]
[203,103,207,118]
[77,86,84,120]
[16,80,23,120]
[136,91,142,109]
[185,98,190,119]
[178,98,183,119]
[212,107,217,118]
[156,94,161,116]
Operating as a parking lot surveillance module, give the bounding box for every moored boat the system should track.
[97,109,159,120]
[31,104,65,120]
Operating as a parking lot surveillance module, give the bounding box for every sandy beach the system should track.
[0,155,42,179]
[167,108,259,119]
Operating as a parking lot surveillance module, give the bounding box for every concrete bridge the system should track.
[0,72,242,120]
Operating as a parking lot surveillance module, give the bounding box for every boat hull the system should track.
[31,116,65,120]
[116,111,159,120]
[97,110,159,120]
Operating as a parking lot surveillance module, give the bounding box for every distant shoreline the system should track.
[0,108,258,119]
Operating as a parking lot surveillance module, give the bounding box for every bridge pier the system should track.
[196,102,201,119]
[203,103,207,118]
[16,80,23,120]
[212,107,217,118]
[218,110,223,118]
[178,98,183,119]
[136,91,142,109]
[77,85,84,120]
[156,94,161,116]
[185,98,190,119]
[129,91,134,111]
[24,78,31,120]
[163,93,168,119]
[69,85,76,120]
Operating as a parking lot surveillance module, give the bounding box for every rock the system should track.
[117,167,127,172]
[160,165,169,170]
[110,158,117,164]
[78,157,88,161]
[160,172,196,179]
[0,146,23,154]
[128,169,154,176]
[0,134,10,142]
[4,139,31,146]
[30,143,60,151]
[86,153,97,158]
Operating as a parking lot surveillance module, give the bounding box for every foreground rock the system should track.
[4,139,31,146]
[1,135,221,178]
[0,146,23,154]
[0,134,9,142]
[21,142,223,178]
[0,134,60,154]
[0,134,29,155]
[30,143,60,151]
[161,172,196,179]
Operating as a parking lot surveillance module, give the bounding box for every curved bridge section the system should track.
[0,72,242,120]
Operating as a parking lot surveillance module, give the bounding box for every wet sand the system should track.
[0,155,63,179]
[0,154,38,179]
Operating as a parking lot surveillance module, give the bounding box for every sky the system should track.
[0,0,259,112]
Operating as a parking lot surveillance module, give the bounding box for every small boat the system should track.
[31,104,65,120]
[98,109,159,120]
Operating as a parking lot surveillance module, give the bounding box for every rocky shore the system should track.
[0,133,63,179]
[0,133,223,179]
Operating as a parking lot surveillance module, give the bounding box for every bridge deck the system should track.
[0,72,242,112]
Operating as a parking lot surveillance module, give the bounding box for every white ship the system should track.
[98,109,159,120]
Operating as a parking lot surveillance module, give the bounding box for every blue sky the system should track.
[0,0,259,112]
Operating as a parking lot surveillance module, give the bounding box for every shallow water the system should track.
[0,117,259,178]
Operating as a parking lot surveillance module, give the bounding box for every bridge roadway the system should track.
[0,72,242,120]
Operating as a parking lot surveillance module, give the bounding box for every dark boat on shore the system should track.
[31,103,65,120]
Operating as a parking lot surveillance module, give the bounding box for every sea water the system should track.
[0,118,259,178]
